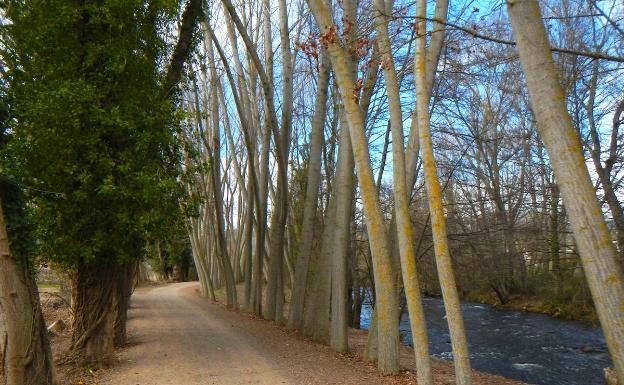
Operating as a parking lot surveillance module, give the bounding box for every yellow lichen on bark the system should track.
[414,0,472,384]
[372,0,433,382]
[507,1,624,383]
[306,0,400,373]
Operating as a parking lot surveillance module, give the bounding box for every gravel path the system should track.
[101,282,390,385]
[100,282,526,385]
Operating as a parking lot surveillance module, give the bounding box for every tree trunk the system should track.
[71,261,119,365]
[244,181,255,310]
[350,267,362,329]
[0,201,55,385]
[266,0,293,322]
[307,0,400,373]
[266,179,287,320]
[221,0,274,317]
[373,0,433,382]
[550,183,562,298]
[586,68,624,267]
[364,308,378,363]
[415,0,472,383]
[114,262,137,346]
[302,189,335,342]
[287,50,330,330]
[330,111,355,352]
[507,1,624,382]
[207,38,238,309]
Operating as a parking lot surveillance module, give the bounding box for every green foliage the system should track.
[1,0,185,267]
[0,176,35,263]
[1,153,35,267]
[0,86,35,265]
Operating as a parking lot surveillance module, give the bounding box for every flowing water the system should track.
[360,296,611,385]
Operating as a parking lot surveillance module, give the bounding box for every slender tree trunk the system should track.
[349,250,362,329]
[507,1,624,382]
[586,69,624,266]
[254,117,270,316]
[203,18,262,311]
[415,0,472,384]
[330,111,355,352]
[363,0,447,363]
[266,0,293,322]
[266,172,288,320]
[373,0,433,382]
[188,211,216,301]
[0,201,55,385]
[287,51,330,330]
[550,183,562,298]
[244,177,255,310]
[307,0,400,373]
[207,38,238,309]
[114,262,137,346]
[302,185,335,341]
[326,0,358,354]
[364,309,379,363]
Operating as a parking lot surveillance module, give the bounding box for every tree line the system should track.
[0,1,623,385]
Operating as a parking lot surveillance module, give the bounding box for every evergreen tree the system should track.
[2,0,184,363]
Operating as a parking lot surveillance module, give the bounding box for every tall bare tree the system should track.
[508,1,624,382]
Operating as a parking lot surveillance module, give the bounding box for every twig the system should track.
[389,14,624,63]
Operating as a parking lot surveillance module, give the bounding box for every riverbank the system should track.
[207,283,527,385]
[211,285,526,385]
[358,295,611,385]
[28,282,605,385]
[463,291,597,323]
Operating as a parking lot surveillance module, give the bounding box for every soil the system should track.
[39,291,103,385]
[97,282,525,385]
[18,282,531,385]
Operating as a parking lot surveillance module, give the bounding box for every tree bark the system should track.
[113,262,137,346]
[163,0,203,98]
[71,261,119,365]
[415,0,472,384]
[302,183,335,342]
[0,200,55,385]
[244,172,255,310]
[507,1,624,382]
[549,183,562,298]
[306,0,400,373]
[330,111,355,352]
[288,50,331,330]
[373,0,433,382]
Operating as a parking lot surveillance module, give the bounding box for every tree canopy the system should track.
[2,0,184,267]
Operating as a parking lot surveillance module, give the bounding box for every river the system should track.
[360,296,611,385]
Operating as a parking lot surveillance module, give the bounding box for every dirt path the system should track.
[101,283,293,385]
[101,282,383,385]
[101,282,524,385]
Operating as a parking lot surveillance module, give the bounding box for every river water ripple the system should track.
[360,297,611,385]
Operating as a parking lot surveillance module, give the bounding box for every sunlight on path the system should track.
[102,283,290,385]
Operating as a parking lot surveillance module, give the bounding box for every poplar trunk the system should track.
[507,1,624,382]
